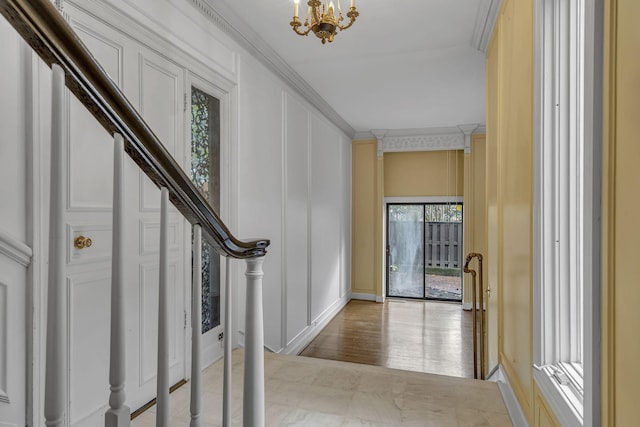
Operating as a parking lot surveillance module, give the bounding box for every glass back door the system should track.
[387,205,425,298]
[387,203,463,301]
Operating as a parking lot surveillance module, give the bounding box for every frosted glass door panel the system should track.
[387,205,424,298]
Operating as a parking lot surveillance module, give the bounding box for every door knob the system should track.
[74,235,93,249]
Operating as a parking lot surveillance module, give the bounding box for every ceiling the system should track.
[213,0,498,137]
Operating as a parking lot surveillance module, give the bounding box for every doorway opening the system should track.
[386,203,463,301]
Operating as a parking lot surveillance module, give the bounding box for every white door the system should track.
[129,44,187,406]
[60,6,188,425]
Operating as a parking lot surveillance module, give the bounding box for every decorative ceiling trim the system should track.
[471,0,502,53]
[189,0,355,138]
[382,133,464,154]
[369,126,484,156]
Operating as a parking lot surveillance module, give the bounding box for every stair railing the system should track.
[463,252,485,380]
[0,0,270,426]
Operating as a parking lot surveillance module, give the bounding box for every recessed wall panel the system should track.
[310,116,342,321]
[67,24,122,211]
[139,262,179,384]
[68,271,111,426]
[285,94,309,344]
[138,50,184,210]
[236,60,283,349]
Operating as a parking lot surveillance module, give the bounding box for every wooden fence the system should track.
[425,222,463,269]
[388,221,463,270]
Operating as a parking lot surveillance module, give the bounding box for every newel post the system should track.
[243,257,265,427]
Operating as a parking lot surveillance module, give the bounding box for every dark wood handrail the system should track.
[0,0,269,258]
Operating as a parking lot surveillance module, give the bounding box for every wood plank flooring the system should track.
[300,299,475,378]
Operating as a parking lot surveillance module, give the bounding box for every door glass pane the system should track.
[424,204,463,301]
[191,86,221,333]
[387,205,425,298]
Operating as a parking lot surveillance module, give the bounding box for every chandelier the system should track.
[290,0,359,44]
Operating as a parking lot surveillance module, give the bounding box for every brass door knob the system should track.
[74,235,93,249]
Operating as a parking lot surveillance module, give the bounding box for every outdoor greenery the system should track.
[388,203,463,223]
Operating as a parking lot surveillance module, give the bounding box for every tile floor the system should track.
[131,350,512,426]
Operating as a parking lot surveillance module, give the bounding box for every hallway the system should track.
[301,300,475,378]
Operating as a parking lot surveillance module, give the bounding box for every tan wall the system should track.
[351,140,379,296]
[352,145,468,299]
[603,0,640,424]
[486,20,501,377]
[384,151,464,197]
[534,384,561,427]
[486,0,535,422]
[463,135,490,367]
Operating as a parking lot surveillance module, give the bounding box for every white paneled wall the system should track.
[284,94,310,346]
[237,54,284,351]
[0,17,29,427]
[0,0,351,424]
[237,54,351,353]
[310,116,344,321]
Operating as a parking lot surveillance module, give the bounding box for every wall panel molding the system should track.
[0,232,32,267]
[0,281,7,404]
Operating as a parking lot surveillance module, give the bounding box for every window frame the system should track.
[533,0,602,426]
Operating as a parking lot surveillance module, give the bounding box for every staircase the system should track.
[0,0,269,426]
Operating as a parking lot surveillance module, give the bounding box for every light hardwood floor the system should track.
[300,299,475,378]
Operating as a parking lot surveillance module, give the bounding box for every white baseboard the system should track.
[351,293,377,301]
[376,295,385,303]
[494,365,529,427]
[280,294,350,355]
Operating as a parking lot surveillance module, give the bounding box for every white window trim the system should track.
[533,0,602,426]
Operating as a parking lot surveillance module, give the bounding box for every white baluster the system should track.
[105,134,130,426]
[243,257,265,427]
[45,63,67,427]
[223,256,232,427]
[156,188,170,427]
[190,226,202,427]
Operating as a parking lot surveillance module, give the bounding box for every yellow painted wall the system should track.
[463,134,489,369]
[534,384,561,427]
[384,151,464,197]
[603,0,640,424]
[486,21,501,376]
[352,146,467,298]
[352,140,378,296]
[486,0,535,422]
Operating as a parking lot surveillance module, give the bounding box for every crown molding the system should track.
[189,0,355,138]
[471,0,502,53]
[356,125,484,154]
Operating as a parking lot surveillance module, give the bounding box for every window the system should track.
[191,86,221,333]
[533,0,601,426]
